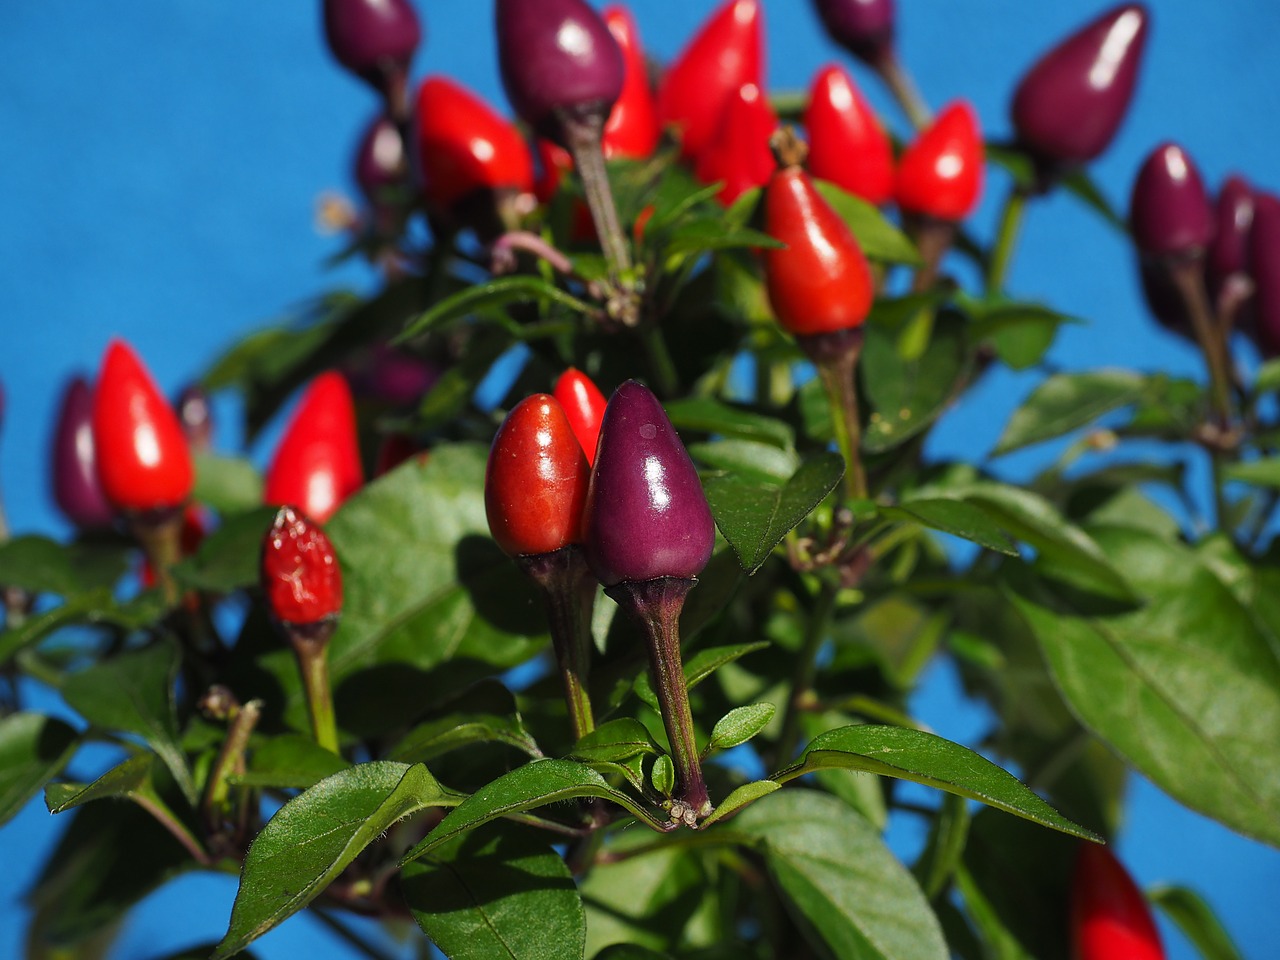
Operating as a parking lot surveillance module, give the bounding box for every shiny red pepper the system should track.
[1071,844,1165,960]
[656,0,764,163]
[413,76,535,213]
[804,64,894,206]
[91,340,194,513]
[695,83,778,205]
[762,133,874,337]
[894,101,984,221]
[485,394,590,557]
[553,368,608,465]
[264,371,364,524]
[261,505,344,626]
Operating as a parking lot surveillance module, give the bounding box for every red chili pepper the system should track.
[264,371,364,524]
[373,432,426,477]
[762,132,874,337]
[894,101,983,221]
[553,368,608,465]
[485,394,590,558]
[601,7,661,159]
[657,0,764,163]
[91,340,194,513]
[695,83,778,205]
[413,76,535,212]
[804,64,894,206]
[261,505,344,626]
[1071,844,1165,960]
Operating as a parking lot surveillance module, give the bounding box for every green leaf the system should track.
[813,180,922,265]
[633,642,770,711]
[61,643,195,805]
[703,452,845,573]
[993,370,1146,454]
[1059,167,1127,232]
[732,790,947,959]
[390,711,541,765]
[650,754,675,797]
[0,590,168,665]
[581,840,709,956]
[1009,526,1280,848]
[212,762,452,960]
[707,703,776,753]
[773,724,1098,840]
[964,299,1079,371]
[593,947,674,960]
[861,312,971,453]
[700,780,779,827]
[1149,885,1245,960]
[401,759,670,864]
[193,453,264,514]
[399,276,595,341]
[403,827,586,960]
[45,752,154,813]
[1254,358,1280,394]
[172,506,277,593]
[0,534,130,597]
[1224,457,1280,488]
[664,397,794,450]
[0,713,77,826]
[882,499,1018,556]
[689,439,800,484]
[571,718,662,764]
[912,792,971,901]
[661,219,784,260]
[231,734,350,789]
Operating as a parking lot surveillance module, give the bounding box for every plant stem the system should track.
[134,793,212,866]
[201,698,262,838]
[131,508,184,607]
[1169,259,1232,425]
[985,185,1028,295]
[313,908,400,960]
[800,329,867,501]
[608,577,710,822]
[518,547,597,742]
[874,53,932,131]
[774,580,838,766]
[286,621,340,754]
[910,218,956,294]
[638,323,679,398]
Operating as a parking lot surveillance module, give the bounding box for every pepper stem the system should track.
[799,329,868,501]
[607,577,710,824]
[769,126,809,170]
[1168,258,1234,426]
[909,217,957,293]
[517,546,598,741]
[285,619,340,754]
[986,184,1029,295]
[201,697,262,841]
[873,52,932,131]
[130,507,185,607]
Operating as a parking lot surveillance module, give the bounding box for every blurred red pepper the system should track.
[804,64,894,206]
[553,368,608,465]
[895,101,983,221]
[695,83,778,205]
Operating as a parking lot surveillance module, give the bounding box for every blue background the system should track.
[2,1,1278,957]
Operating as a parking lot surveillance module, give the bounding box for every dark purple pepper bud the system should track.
[1137,258,1192,340]
[1207,176,1255,300]
[345,342,440,407]
[1250,193,1280,357]
[584,381,715,587]
[495,0,625,146]
[323,0,422,103]
[1130,143,1213,258]
[176,384,214,453]
[354,114,408,207]
[51,377,116,530]
[1011,4,1148,167]
[812,0,895,67]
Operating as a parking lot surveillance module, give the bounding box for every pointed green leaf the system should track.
[1224,457,1280,488]
[0,713,77,826]
[399,276,595,341]
[994,370,1146,455]
[633,642,770,711]
[192,453,264,514]
[701,780,779,827]
[231,734,350,790]
[813,180,922,264]
[212,762,453,960]
[773,724,1097,840]
[45,752,154,813]
[0,534,129,597]
[172,506,277,593]
[401,759,670,864]
[882,499,1018,556]
[733,790,947,959]
[1149,885,1245,960]
[664,397,794,450]
[704,452,844,573]
[707,703,775,753]
[650,755,675,797]
[571,719,662,764]
[403,828,586,960]
[61,643,195,805]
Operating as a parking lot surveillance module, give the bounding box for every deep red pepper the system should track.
[694,83,778,206]
[553,368,608,465]
[894,101,983,221]
[413,76,535,213]
[762,134,874,337]
[485,394,590,558]
[1071,844,1165,960]
[91,340,194,514]
[804,64,894,206]
[656,0,764,163]
[261,505,344,626]
[263,371,364,524]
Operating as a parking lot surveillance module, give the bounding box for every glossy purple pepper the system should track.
[354,114,409,206]
[1130,143,1213,258]
[176,384,214,453]
[1250,193,1280,357]
[51,377,116,530]
[495,0,625,146]
[1011,4,1149,167]
[812,0,895,66]
[584,381,715,587]
[1207,176,1255,301]
[323,0,422,98]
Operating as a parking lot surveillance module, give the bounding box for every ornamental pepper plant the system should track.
[3,3,1278,960]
